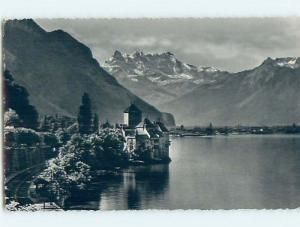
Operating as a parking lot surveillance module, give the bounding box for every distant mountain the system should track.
[104,51,229,106]
[160,57,300,126]
[3,19,175,126]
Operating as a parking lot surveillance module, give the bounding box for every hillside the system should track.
[103,51,229,106]
[3,19,175,126]
[160,57,300,126]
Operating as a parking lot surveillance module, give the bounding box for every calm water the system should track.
[68,135,300,210]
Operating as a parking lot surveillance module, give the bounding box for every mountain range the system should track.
[104,51,300,126]
[103,51,229,106]
[3,19,175,126]
[4,19,299,127]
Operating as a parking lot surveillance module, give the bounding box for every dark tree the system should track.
[92,113,99,133]
[102,120,111,129]
[40,116,50,131]
[77,92,92,134]
[3,70,39,129]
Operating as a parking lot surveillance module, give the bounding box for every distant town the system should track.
[170,123,300,137]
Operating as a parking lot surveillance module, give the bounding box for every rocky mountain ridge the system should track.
[104,49,300,126]
[103,50,229,105]
[3,19,175,126]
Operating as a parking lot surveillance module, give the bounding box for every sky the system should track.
[37,18,300,72]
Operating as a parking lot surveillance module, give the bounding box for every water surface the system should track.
[68,135,300,210]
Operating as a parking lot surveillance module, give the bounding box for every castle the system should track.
[122,104,171,162]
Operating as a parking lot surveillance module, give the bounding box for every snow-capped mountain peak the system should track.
[198,66,219,73]
[103,51,228,106]
[112,50,124,60]
[275,57,300,68]
[262,57,300,69]
[104,50,225,83]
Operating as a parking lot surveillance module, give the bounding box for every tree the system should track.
[36,135,94,200]
[41,132,59,147]
[77,93,92,134]
[4,127,41,146]
[90,128,126,167]
[55,129,70,144]
[3,70,39,129]
[36,129,128,201]
[102,120,111,129]
[92,113,99,133]
[40,116,50,131]
[4,109,21,127]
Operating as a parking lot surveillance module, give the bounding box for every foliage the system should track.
[4,109,21,127]
[41,132,59,147]
[55,129,71,144]
[37,160,75,199]
[92,113,99,133]
[90,128,127,167]
[36,136,93,199]
[65,123,79,134]
[40,115,76,132]
[4,127,41,146]
[77,93,92,135]
[134,144,152,161]
[102,120,112,129]
[6,200,41,211]
[37,129,127,201]
[4,70,39,129]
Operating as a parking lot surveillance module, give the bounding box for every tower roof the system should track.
[136,118,163,138]
[124,103,142,113]
[155,122,169,132]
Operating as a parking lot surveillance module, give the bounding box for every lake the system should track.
[67,134,300,210]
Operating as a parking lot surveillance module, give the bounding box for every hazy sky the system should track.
[37,18,300,72]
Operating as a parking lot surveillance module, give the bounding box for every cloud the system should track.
[37,18,300,72]
[183,42,240,59]
[112,36,173,48]
[116,36,157,47]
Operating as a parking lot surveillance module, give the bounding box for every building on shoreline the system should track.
[121,104,170,161]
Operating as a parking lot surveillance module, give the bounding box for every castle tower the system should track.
[123,104,142,128]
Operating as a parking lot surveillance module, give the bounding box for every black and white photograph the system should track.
[2,16,300,211]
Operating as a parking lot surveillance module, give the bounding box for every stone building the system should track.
[121,104,170,162]
[123,103,142,127]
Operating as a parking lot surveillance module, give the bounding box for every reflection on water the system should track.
[66,135,300,210]
[99,165,169,210]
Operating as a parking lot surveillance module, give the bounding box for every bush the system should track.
[41,132,59,147]
[4,109,21,127]
[55,129,71,144]
[89,128,127,167]
[4,127,41,145]
[66,123,79,134]
[4,130,15,145]
[4,70,39,129]
[6,200,41,211]
[37,129,128,201]
[37,153,92,200]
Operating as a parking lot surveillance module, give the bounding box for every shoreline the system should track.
[170,132,300,137]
